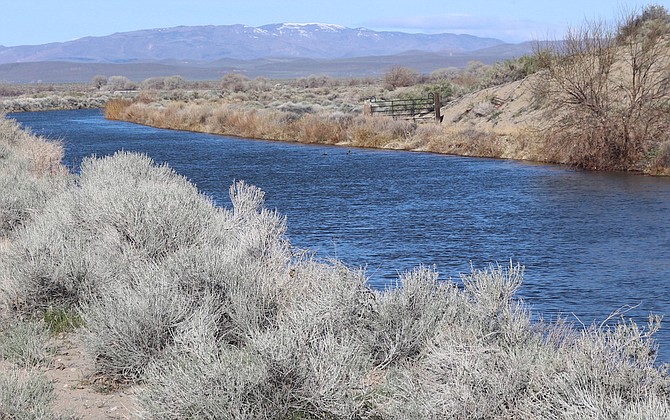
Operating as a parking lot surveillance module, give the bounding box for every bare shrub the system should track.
[221,73,250,93]
[293,75,337,88]
[383,66,420,90]
[0,84,23,97]
[90,75,108,90]
[163,75,186,90]
[536,6,670,171]
[140,77,165,90]
[105,75,137,91]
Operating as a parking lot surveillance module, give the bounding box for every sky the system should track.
[2,0,670,46]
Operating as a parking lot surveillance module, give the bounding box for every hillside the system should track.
[0,46,536,83]
[0,23,506,64]
[435,12,670,174]
[0,23,536,83]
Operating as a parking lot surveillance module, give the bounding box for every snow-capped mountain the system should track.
[0,23,505,64]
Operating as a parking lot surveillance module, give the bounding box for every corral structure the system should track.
[364,93,443,122]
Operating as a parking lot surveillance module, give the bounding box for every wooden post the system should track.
[434,92,441,123]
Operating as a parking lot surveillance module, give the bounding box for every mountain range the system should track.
[0,23,535,83]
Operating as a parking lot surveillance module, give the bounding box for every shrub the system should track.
[90,75,108,90]
[2,151,218,316]
[0,117,68,237]
[105,75,137,91]
[81,269,200,382]
[80,177,291,382]
[0,368,58,420]
[370,266,459,368]
[0,321,51,367]
[221,73,250,93]
[138,260,375,419]
[383,66,420,90]
[369,265,670,419]
[536,6,670,171]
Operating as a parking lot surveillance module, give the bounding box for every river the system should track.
[10,108,670,360]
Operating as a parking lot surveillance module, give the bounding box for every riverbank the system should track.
[104,87,549,166]
[104,73,670,176]
[2,112,670,418]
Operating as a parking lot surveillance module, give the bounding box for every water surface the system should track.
[11,109,670,358]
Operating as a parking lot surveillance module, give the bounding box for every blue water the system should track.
[10,109,670,359]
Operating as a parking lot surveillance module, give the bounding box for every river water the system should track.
[10,109,670,360]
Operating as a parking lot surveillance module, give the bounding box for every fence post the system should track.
[434,93,441,123]
[364,101,372,116]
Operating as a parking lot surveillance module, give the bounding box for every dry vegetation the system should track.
[534,5,670,174]
[2,6,670,419]
[1,111,670,418]
[103,60,546,165]
[101,6,670,175]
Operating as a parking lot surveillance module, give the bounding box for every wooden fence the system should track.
[364,93,442,122]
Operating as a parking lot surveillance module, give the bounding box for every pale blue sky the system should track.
[2,0,669,46]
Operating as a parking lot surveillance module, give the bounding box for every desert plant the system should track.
[221,73,250,93]
[0,368,58,420]
[81,269,200,382]
[105,75,137,91]
[1,151,219,318]
[137,260,375,419]
[383,66,420,90]
[0,321,51,367]
[368,265,670,419]
[370,266,459,368]
[0,117,68,237]
[536,6,670,171]
[90,75,108,90]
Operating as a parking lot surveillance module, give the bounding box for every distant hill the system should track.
[0,23,536,83]
[0,23,508,64]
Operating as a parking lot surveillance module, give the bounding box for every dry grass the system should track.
[99,10,670,176]
[100,61,567,172]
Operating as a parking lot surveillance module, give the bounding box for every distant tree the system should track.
[106,76,137,91]
[383,66,419,90]
[251,76,270,91]
[220,73,249,93]
[163,75,186,90]
[91,75,108,90]
[141,77,166,90]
